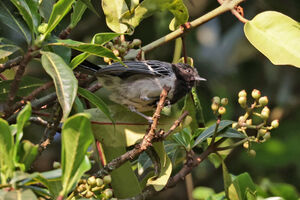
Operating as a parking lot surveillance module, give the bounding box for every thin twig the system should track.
[161,111,189,139]
[96,87,170,177]
[0,56,23,73]
[217,0,249,23]
[125,0,246,59]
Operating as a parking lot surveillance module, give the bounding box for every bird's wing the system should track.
[97,60,173,78]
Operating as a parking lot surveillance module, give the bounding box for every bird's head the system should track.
[172,63,206,88]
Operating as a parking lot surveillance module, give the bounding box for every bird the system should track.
[78,60,206,122]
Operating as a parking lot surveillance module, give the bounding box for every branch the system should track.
[96,87,171,177]
[0,56,23,73]
[125,0,246,59]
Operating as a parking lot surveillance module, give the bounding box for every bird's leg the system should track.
[128,105,153,123]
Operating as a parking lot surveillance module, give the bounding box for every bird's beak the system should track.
[195,76,206,81]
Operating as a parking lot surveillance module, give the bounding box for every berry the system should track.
[243,142,249,149]
[87,176,96,186]
[261,106,270,119]
[271,120,279,128]
[212,96,221,105]
[102,188,113,198]
[238,96,247,107]
[251,89,261,99]
[96,178,103,186]
[103,175,112,184]
[221,98,228,106]
[263,132,271,140]
[218,106,226,115]
[249,149,256,157]
[238,90,247,97]
[211,103,219,111]
[259,96,269,106]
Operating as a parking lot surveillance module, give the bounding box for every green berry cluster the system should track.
[233,89,279,155]
[72,175,115,199]
[211,96,228,115]
[103,37,141,64]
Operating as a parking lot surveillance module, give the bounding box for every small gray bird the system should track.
[79,60,206,121]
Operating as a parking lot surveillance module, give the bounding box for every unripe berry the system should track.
[132,39,141,47]
[113,49,119,57]
[53,161,60,169]
[211,103,219,111]
[243,142,249,149]
[251,89,261,99]
[96,178,103,186]
[249,149,256,157]
[76,184,86,193]
[238,96,247,106]
[103,175,112,184]
[218,106,226,115]
[87,176,96,186]
[85,190,94,198]
[261,106,270,119]
[212,96,221,105]
[238,90,247,97]
[102,188,113,198]
[221,98,228,106]
[259,96,269,106]
[103,57,110,63]
[258,128,267,136]
[271,120,279,128]
[263,132,271,140]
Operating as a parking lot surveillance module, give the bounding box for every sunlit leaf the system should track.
[44,0,76,36]
[0,189,38,200]
[60,113,93,196]
[102,0,129,33]
[19,140,38,171]
[41,51,78,120]
[70,0,87,28]
[244,11,300,68]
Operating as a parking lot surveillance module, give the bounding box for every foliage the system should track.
[0,0,299,200]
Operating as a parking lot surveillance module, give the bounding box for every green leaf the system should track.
[19,140,38,171]
[192,186,215,200]
[244,11,300,68]
[78,87,114,123]
[0,76,46,102]
[228,172,256,200]
[70,52,89,69]
[172,128,193,150]
[79,0,99,17]
[218,128,246,139]
[0,189,38,200]
[0,118,14,183]
[39,0,55,21]
[147,142,172,191]
[60,113,93,196]
[44,0,76,36]
[0,44,21,59]
[193,120,234,147]
[70,0,87,28]
[268,183,299,200]
[31,173,62,198]
[121,0,188,32]
[41,51,78,120]
[0,0,31,44]
[222,161,232,198]
[10,0,40,35]
[102,0,129,33]
[14,103,32,169]
[49,39,120,62]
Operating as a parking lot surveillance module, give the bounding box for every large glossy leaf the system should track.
[0,189,38,200]
[121,0,188,31]
[0,44,21,59]
[70,0,87,28]
[78,87,113,123]
[102,0,129,33]
[244,11,300,68]
[0,0,31,44]
[228,173,256,200]
[0,118,14,182]
[41,51,78,120]
[193,120,234,147]
[147,142,172,191]
[14,103,32,169]
[44,0,76,36]
[49,39,120,62]
[60,113,93,196]
[10,0,40,35]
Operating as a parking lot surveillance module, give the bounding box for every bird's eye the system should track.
[186,68,192,73]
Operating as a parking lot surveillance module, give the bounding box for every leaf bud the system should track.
[37,23,48,34]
